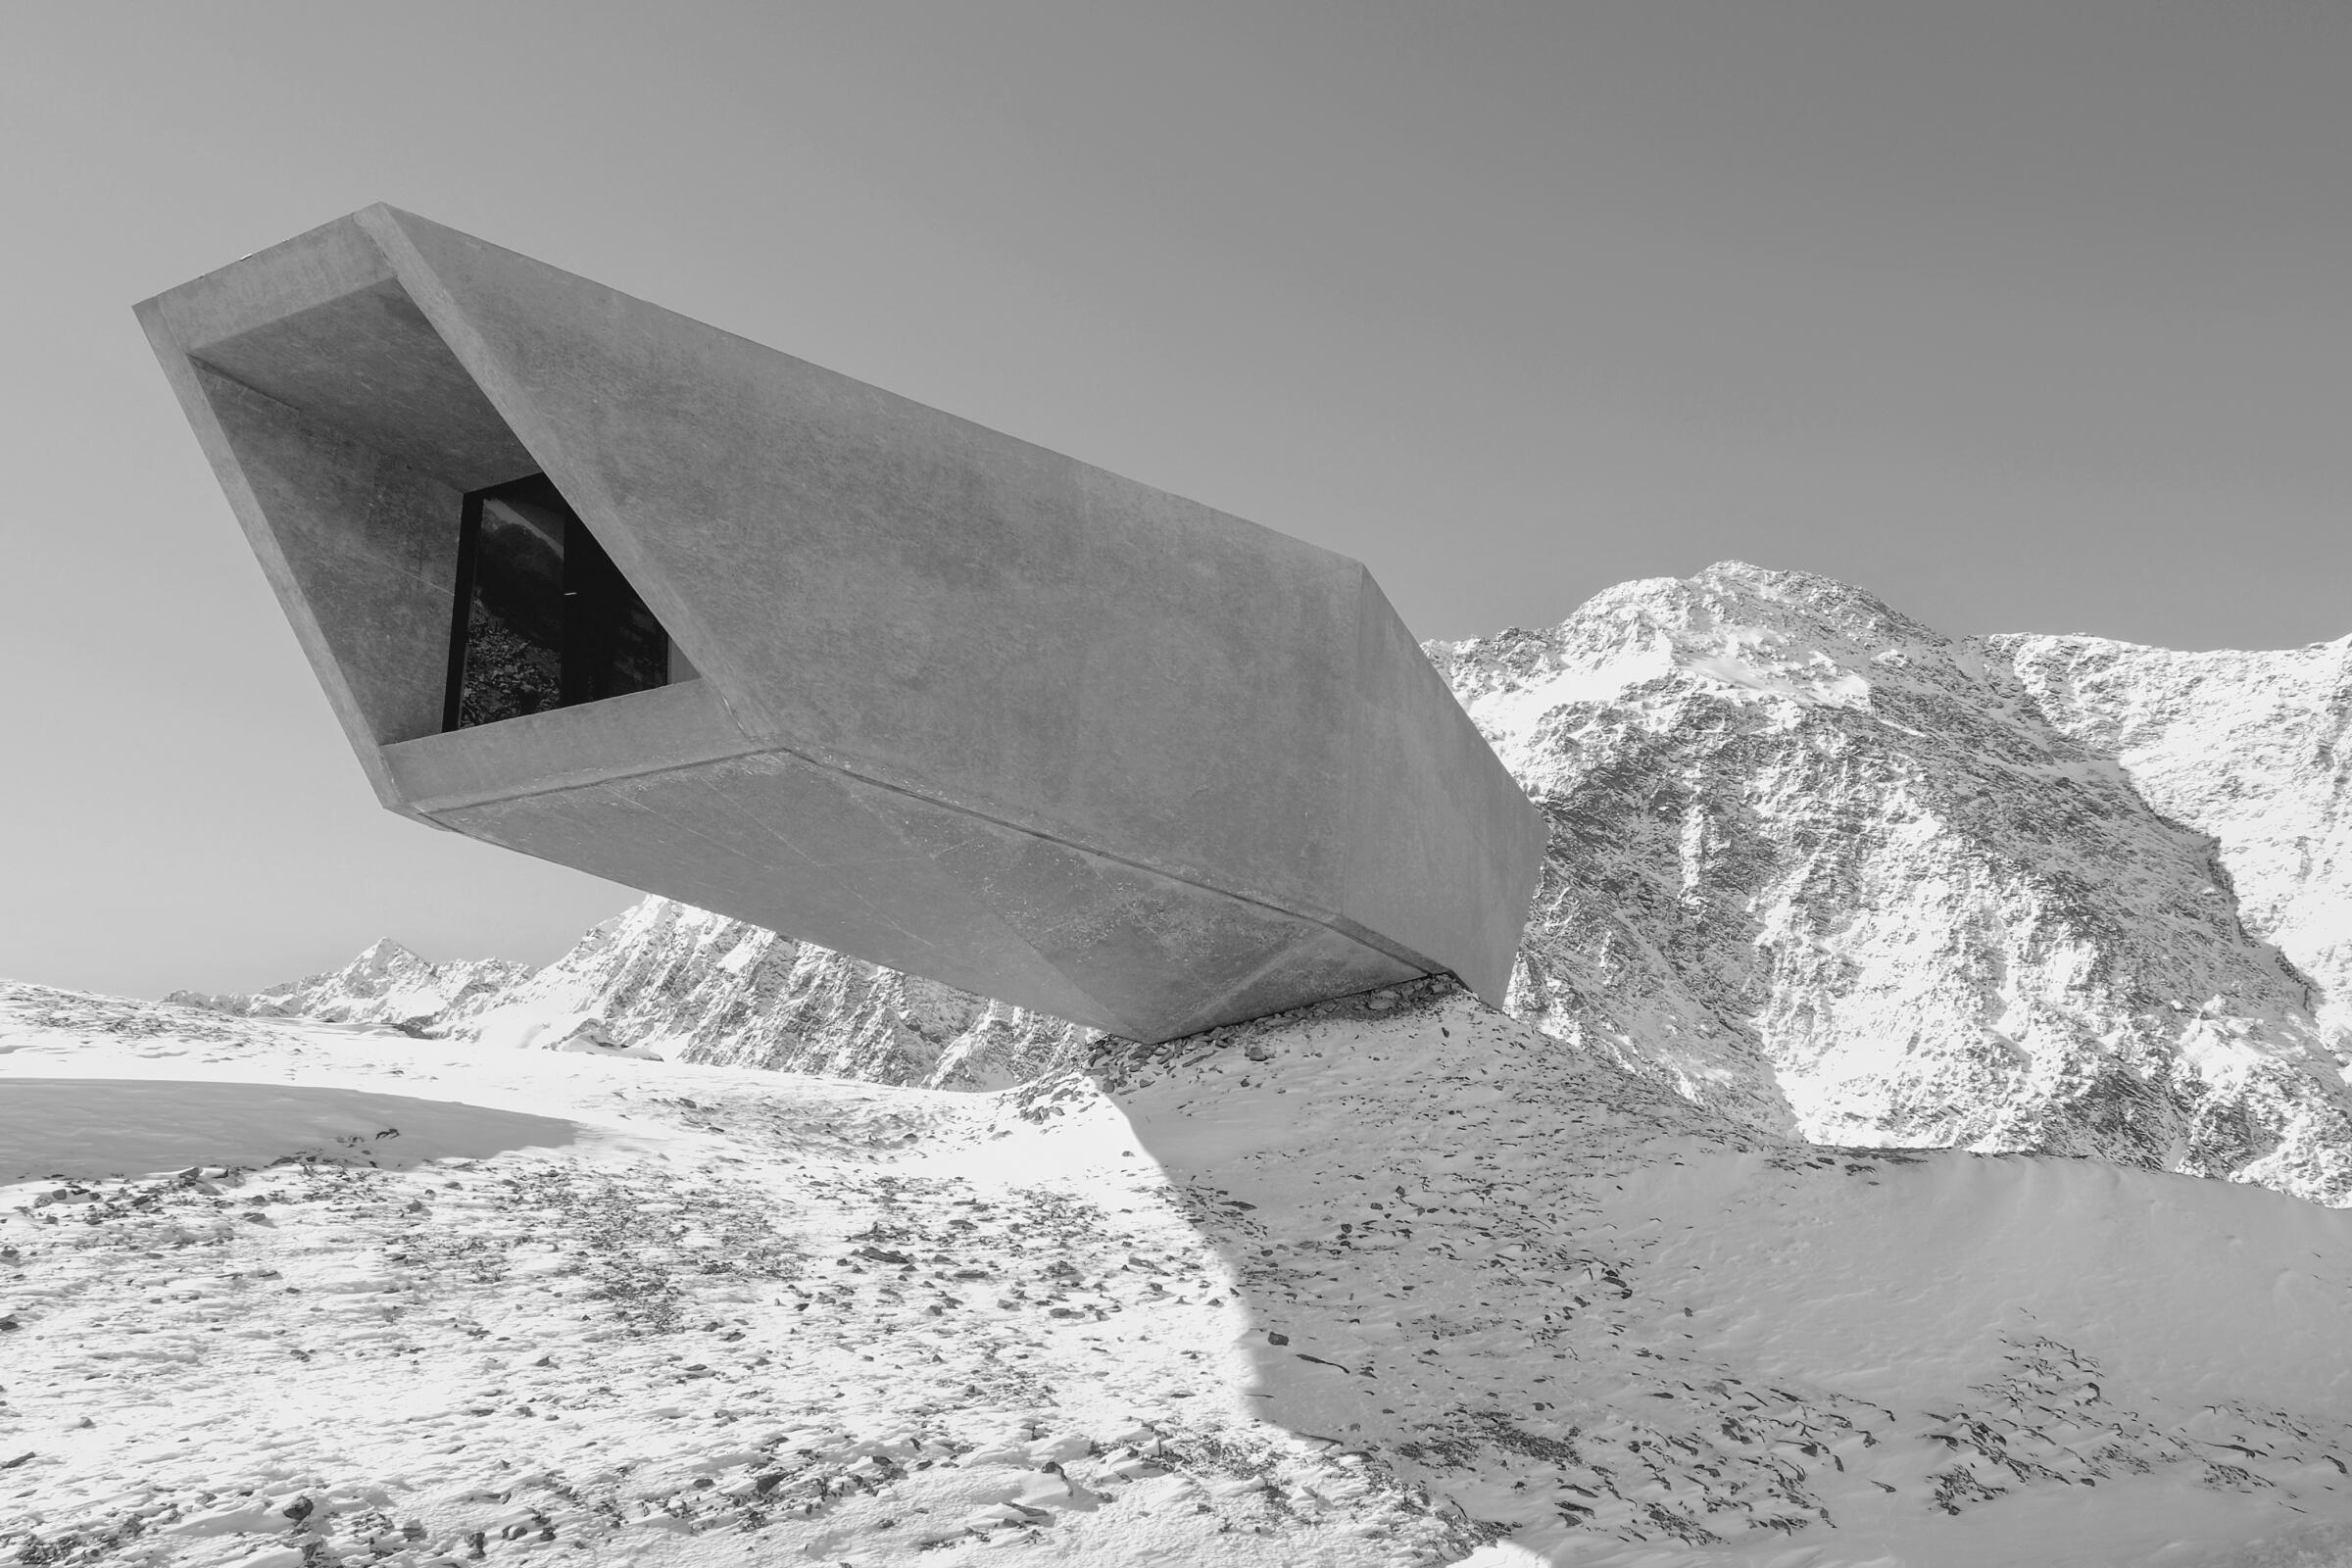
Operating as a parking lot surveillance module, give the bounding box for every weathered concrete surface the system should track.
[137,206,1544,1042]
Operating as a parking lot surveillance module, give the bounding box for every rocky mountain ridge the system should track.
[173,564,2352,1203]
[176,897,1092,1092]
[169,938,529,1033]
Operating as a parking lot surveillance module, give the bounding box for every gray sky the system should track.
[4,1,2347,999]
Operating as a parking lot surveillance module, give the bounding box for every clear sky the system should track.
[4,2,2346,999]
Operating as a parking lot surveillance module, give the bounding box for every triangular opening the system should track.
[442,471,697,731]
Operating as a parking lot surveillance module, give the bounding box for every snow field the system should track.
[0,983,1475,1566]
[9,976,2352,1564]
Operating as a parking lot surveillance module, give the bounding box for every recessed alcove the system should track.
[177,270,694,747]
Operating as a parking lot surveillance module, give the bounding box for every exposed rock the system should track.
[464,897,1094,1090]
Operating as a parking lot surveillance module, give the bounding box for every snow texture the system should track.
[9,977,2352,1566]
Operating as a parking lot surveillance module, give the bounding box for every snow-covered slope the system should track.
[1431,563,2352,1204]
[10,976,2352,1567]
[1999,631,2352,1046]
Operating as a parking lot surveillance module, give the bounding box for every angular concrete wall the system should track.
[137,206,1544,1043]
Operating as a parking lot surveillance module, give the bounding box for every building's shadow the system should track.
[1076,973,2352,1562]
[1076,978,1924,1554]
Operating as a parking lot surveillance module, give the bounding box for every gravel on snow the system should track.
[6,978,2352,1567]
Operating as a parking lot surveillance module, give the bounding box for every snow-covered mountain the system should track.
[175,563,2352,1203]
[177,899,1092,1091]
[1432,563,2352,1204]
[461,897,1094,1090]
[1999,630,2352,1047]
[168,939,530,1033]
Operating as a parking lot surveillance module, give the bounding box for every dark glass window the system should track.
[441,474,681,730]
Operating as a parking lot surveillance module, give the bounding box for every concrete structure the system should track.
[136,206,1543,1043]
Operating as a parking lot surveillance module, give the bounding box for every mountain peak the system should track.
[348,937,424,970]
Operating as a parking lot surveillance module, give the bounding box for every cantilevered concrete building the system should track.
[137,207,1543,1043]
